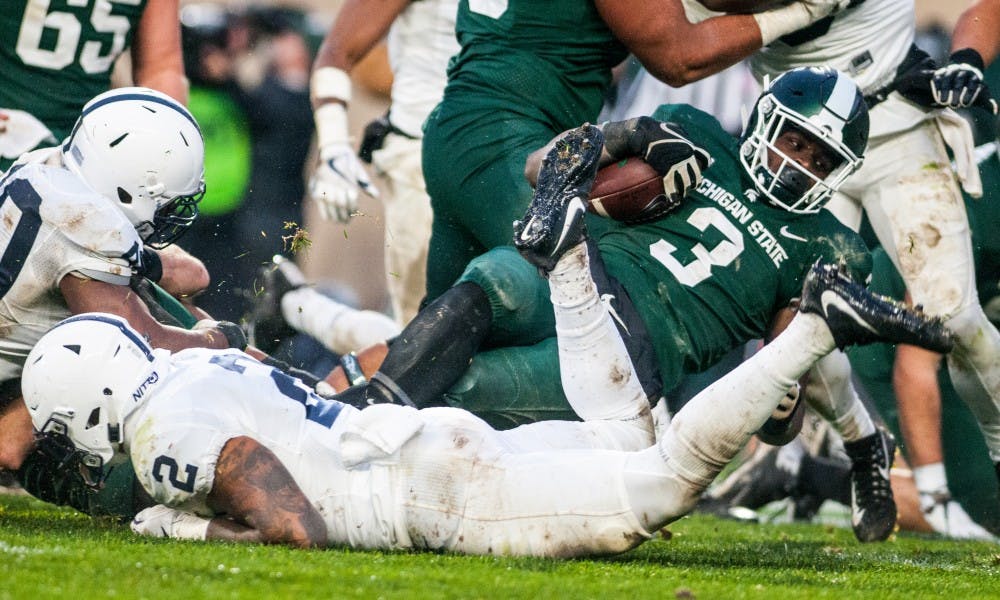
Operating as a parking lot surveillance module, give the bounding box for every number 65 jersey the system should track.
[597,104,873,388]
[0,0,148,147]
[0,153,140,382]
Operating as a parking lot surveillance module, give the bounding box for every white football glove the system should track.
[310,101,379,223]
[131,504,211,541]
[310,141,379,222]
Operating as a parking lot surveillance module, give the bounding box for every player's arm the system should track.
[312,0,411,109]
[60,275,243,352]
[130,0,188,104]
[205,436,327,547]
[144,245,210,300]
[595,0,841,86]
[309,0,409,222]
[950,0,1000,66]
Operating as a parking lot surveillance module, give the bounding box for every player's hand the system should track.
[0,111,8,135]
[131,504,211,540]
[634,118,712,202]
[931,49,998,114]
[800,0,863,18]
[309,142,380,223]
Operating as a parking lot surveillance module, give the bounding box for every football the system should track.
[587,157,668,224]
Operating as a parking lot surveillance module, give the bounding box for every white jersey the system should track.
[385,0,459,138]
[0,150,140,381]
[126,348,412,550]
[750,0,927,138]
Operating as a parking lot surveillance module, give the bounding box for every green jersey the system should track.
[0,0,147,147]
[599,105,872,387]
[421,0,627,299]
[445,0,626,132]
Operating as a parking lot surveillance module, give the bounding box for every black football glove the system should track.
[602,117,712,222]
[931,48,998,114]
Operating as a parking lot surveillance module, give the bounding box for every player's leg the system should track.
[247,255,401,355]
[427,263,953,556]
[371,134,433,325]
[860,122,1000,466]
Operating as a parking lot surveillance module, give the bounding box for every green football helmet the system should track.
[740,67,869,214]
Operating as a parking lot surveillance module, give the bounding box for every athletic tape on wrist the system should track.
[311,66,352,103]
[753,3,811,47]
[315,103,351,149]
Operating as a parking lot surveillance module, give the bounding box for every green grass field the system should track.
[3,492,1000,600]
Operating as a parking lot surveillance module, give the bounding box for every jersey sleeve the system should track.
[130,410,238,516]
[31,164,142,286]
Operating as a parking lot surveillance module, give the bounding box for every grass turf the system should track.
[2,492,1000,599]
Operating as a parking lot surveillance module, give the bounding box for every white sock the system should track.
[548,243,651,429]
[803,350,877,442]
[282,288,401,354]
[657,312,836,487]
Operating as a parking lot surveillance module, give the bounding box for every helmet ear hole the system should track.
[86,407,101,429]
[117,187,133,204]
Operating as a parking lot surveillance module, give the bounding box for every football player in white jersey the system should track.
[302,0,459,327]
[22,131,951,552]
[0,87,249,473]
[735,0,1000,535]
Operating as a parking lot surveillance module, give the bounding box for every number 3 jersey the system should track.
[597,105,872,388]
[0,151,140,382]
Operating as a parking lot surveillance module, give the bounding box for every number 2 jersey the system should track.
[127,348,412,549]
[0,150,140,382]
[597,105,872,388]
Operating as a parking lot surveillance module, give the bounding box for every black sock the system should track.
[340,282,492,408]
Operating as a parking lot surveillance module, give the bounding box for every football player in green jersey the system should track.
[0,0,187,172]
[323,68,899,542]
[420,0,865,303]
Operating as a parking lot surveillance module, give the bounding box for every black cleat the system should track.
[798,261,955,353]
[246,254,306,354]
[513,124,604,273]
[843,428,897,543]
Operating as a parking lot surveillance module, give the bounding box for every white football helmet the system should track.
[62,87,205,248]
[22,313,168,488]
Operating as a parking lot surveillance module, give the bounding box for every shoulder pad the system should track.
[24,165,143,256]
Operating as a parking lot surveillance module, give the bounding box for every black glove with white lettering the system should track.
[603,117,712,221]
[931,49,998,114]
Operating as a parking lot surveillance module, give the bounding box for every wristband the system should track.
[949,48,985,72]
[172,511,211,541]
[339,352,367,386]
[138,247,163,282]
[315,103,351,151]
[311,66,352,103]
[753,3,812,47]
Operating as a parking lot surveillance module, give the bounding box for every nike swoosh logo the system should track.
[552,197,586,254]
[779,225,808,242]
[820,290,878,334]
[600,293,630,335]
[519,216,540,242]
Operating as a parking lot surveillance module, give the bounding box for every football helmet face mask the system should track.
[62,87,206,248]
[740,67,869,214]
[22,314,166,489]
